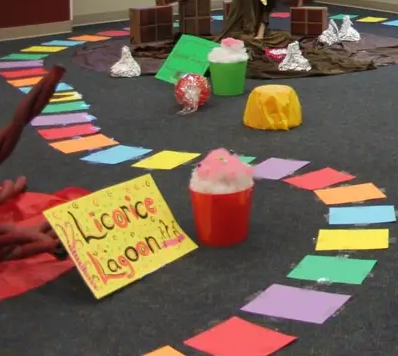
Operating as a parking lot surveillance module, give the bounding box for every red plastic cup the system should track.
[190,186,253,247]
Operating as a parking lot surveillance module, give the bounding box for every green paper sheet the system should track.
[2,53,49,60]
[239,156,256,164]
[155,34,219,84]
[42,101,90,114]
[287,255,377,285]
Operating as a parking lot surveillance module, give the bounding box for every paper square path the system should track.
[356,16,388,23]
[132,150,200,170]
[143,345,185,356]
[329,14,358,20]
[254,158,309,180]
[184,316,297,356]
[328,205,396,225]
[284,167,355,190]
[288,255,377,284]
[314,183,386,205]
[81,145,152,164]
[315,229,389,251]
[241,284,350,324]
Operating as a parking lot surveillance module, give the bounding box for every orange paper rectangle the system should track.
[68,35,110,42]
[7,76,43,87]
[314,183,386,205]
[50,134,118,154]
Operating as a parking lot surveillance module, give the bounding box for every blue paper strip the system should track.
[41,40,85,47]
[19,82,73,94]
[329,205,396,225]
[81,145,153,165]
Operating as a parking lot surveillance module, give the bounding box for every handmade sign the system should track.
[155,34,219,84]
[44,174,198,299]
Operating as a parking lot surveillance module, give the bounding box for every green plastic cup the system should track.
[209,61,247,96]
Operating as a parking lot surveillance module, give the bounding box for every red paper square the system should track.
[270,12,290,18]
[96,30,130,37]
[184,317,297,356]
[38,124,100,140]
[284,167,355,190]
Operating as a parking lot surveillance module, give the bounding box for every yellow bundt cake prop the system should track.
[243,85,302,131]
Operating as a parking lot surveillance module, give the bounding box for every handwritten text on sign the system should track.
[44,174,198,299]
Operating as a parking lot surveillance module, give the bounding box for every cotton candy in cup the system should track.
[189,148,254,246]
[208,38,248,96]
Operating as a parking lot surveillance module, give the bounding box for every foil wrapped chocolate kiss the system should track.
[319,19,340,46]
[339,15,361,42]
[110,46,141,78]
[278,41,311,72]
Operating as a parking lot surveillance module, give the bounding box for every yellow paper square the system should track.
[44,174,198,299]
[50,93,82,103]
[21,46,67,53]
[316,229,389,251]
[144,345,185,356]
[356,16,387,23]
[132,150,200,170]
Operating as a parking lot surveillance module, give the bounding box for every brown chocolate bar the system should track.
[290,6,327,36]
[179,0,211,36]
[129,5,174,44]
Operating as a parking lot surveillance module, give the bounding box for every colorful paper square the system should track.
[0,67,47,79]
[21,46,67,53]
[382,20,398,27]
[96,30,130,37]
[31,113,94,127]
[38,124,100,140]
[284,167,355,190]
[50,134,118,154]
[254,158,309,180]
[356,16,388,23]
[42,101,90,114]
[7,76,43,87]
[132,150,200,170]
[314,183,386,205]
[81,145,152,164]
[2,53,48,60]
[41,40,85,46]
[0,60,43,69]
[315,229,389,251]
[239,156,256,164]
[211,15,224,20]
[329,14,358,20]
[241,284,351,324]
[287,255,377,284]
[271,12,290,18]
[143,345,185,356]
[328,205,396,225]
[184,316,297,356]
[69,35,110,42]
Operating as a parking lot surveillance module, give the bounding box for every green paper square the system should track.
[155,34,219,84]
[329,14,358,20]
[239,156,256,164]
[287,255,377,285]
[2,53,49,60]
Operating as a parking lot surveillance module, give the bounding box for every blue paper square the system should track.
[41,40,85,47]
[328,205,396,225]
[212,15,224,21]
[81,145,153,165]
[382,20,398,27]
[19,82,73,94]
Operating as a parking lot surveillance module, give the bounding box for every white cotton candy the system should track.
[208,47,249,64]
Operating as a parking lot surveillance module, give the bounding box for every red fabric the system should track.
[0,187,89,301]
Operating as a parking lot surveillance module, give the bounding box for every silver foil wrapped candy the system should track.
[318,19,340,46]
[278,41,311,72]
[339,15,361,42]
[110,46,141,78]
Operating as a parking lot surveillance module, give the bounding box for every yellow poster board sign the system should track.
[44,174,198,299]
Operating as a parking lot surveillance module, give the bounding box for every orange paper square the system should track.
[50,134,118,154]
[314,183,386,205]
[7,76,43,87]
[68,35,110,42]
[144,345,185,356]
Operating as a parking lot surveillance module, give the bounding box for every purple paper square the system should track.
[241,284,351,324]
[254,158,310,180]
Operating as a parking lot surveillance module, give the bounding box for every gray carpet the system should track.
[1,4,398,356]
